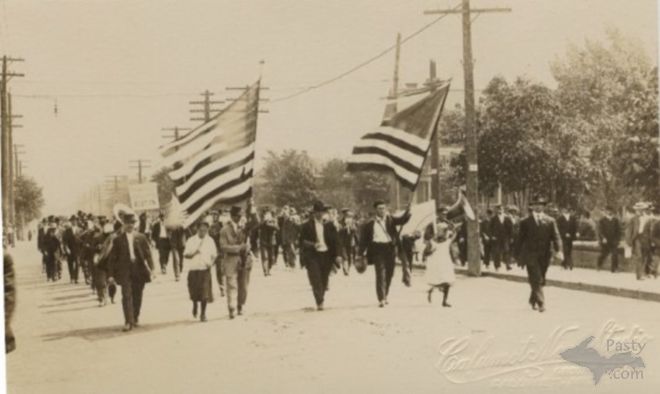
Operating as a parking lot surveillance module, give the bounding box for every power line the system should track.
[270,2,462,104]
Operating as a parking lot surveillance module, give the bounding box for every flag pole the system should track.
[393,81,450,238]
[402,80,451,213]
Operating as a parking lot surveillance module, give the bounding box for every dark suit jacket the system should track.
[359,213,410,265]
[516,214,562,266]
[598,216,621,244]
[62,227,81,256]
[489,215,513,247]
[299,219,338,267]
[338,226,359,259]
[557,214,578,243]
[108,231,155,285]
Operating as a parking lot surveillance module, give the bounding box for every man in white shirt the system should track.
[359,200,411,308]
[108,209,155,332]
[151,213,171,275]
[299,201,339,311]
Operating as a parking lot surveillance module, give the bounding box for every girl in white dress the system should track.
[424,225,456,307]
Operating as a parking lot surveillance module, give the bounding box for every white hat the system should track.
[633,202,649,211]
[113,203,137,224]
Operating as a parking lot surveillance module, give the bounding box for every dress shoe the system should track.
[378,301,385,308]
[538,305,546,313]
[237,307,243,316]
[229,309,235,319]
[442,302,452,308]
[317,303,324,311]
[200,314,207,322]
[530,302,537,311]
[122,324,132,332]
[192,305,198,318]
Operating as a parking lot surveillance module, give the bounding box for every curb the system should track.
[451,267,660,303]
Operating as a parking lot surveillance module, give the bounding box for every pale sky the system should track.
[1,0,657,214]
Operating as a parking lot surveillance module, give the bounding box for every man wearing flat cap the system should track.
[299,201,338,310]
[515,196,562,313]
[108,209,156,331]
[219,206,253,318]
[359,200,411,308]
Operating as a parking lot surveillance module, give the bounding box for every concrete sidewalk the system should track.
[451,263,660,302]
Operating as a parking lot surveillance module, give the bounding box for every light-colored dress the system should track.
[424,239,455,286]
[185,234,217,302]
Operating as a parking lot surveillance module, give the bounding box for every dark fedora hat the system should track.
[530,195,549,206]
[312,200,328,213]
[230,206,243,216]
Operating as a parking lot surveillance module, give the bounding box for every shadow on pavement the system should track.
[41,319,196,342]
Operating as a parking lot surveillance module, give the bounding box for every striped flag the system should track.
[347,82,450,189]
[159,81,261,227]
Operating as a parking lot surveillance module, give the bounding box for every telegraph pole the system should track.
[129,160,152,183]
[1,56,24,230]
[162,126,191,153]
[424,1,511,276]
[190,90,224,123]
[390,33,402,210]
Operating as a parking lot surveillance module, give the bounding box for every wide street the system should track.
[5,241,660,394]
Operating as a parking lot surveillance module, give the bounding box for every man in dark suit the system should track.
[480,209,493,268]
[597,206,622,272]
[556,207,578,270]
[359,200,411,308]
[62,217,83,283]
[299,201,338,311]
[515,196,562,313]
[151,214,170,274]
[108,210,155,332]
[489,205,514,271]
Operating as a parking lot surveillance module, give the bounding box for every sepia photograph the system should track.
[1,1,659,393]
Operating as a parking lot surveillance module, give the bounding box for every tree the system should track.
[151,167,175,206]
[450,76,595,209]
[317,158,354,211]
[257,150,318,209]
[14,175,45,224]
[551,27,658,208]
[351,171,390,214]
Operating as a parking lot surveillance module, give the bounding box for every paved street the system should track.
[5,241,660,394]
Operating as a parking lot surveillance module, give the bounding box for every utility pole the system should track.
[129,160,152,183]
[425,60,443,212]
[161,126,191,151]
[190,90,225,123]
[391,33,402,210]
[226,86,270,114]
[1,55,24,231]
[424,1,511,277]
[13,144,25,180]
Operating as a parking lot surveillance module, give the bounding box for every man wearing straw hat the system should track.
[108,205,156,332]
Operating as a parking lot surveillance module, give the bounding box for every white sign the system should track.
[399,199,436,237]
[128,182,160,211]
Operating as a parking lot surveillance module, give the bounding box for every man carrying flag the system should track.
[347,82,451,305]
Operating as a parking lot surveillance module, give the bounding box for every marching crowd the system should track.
[25,195,660,334]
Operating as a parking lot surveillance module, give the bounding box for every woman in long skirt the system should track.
[185,218,217,322]
[424,226,456,307]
